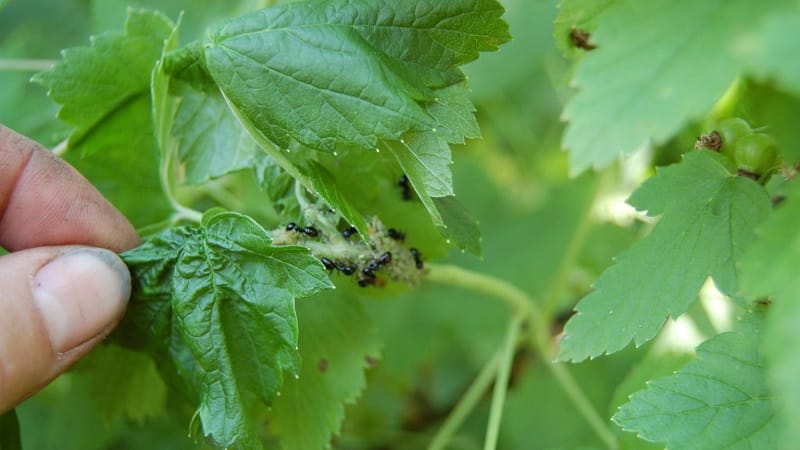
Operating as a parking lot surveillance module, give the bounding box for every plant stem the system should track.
[484,315,522,450]
[426,264,619,450]
[428,352,501,450]
[0,58,55,72]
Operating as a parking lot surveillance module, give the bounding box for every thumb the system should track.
[0,246,131,412]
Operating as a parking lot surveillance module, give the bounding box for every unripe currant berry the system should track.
[734,133,779,177]
[715,117,753,158]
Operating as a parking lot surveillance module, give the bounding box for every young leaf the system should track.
[32,9,174,154]
[121,210,334,447]
[740,181,800,450]
[613,319,782,449]
[270,294,381,449]
[562,0,785,173]
[203,0,509,153]
[558,151,771,362]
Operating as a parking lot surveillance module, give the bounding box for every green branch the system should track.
[429,352,500,450]
[426,263,619,450]
[484,315,522,450]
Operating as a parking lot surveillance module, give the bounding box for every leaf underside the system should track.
[558,151,770,362]
[614,320,781,450]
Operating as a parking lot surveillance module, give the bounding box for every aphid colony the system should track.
[271,174,426,287]
[274,214,426,288]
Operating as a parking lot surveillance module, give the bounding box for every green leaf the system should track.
[562,0,785,174]
[385,139,481,254]
[77,345,167,423]
[172,83,262,184]
[553,0,613,57]
[558,151,771,362]
[31,9,177,228]
[270,294,381,449]
[740,181,800,450]
[426,83,481,144]
[121,210,334,447]
[203,0,509,154]
[392,132,454,198]
[221,91,371,237]
[32,9,174,153]
[432,196,482,256]
[732,8,800,97]
[613,320,781,449]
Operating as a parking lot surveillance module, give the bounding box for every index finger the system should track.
[0,126,140,252]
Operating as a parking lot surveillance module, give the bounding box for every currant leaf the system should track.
[120,210,334,448]
[172,83,261,184]
[732,9,800,97]
[31,9,176,227]
[32,9,174,154]
[613,318,782,449]
[553,0,613,57]
[740,181,800,450]
[563,0,785,174]
[558,151,771,362]
[203,0,509,154]
[75,345,167,423]
[270,294,381,449]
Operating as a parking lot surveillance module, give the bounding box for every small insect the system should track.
[378,251,392,265]
[694,130,722,151]
[286,222,299,231]
[318,358,329,372]
[410,247,424,270]
[365,259,380,273]
[569,28,596,50]
[337,264,356,275]
[358,277,376,287]
[342,226,358,239]
[320,257,336,271]
[301,226,319,237]
[365,355,377,368]
[398,175,412,201]
[387,228,405,241]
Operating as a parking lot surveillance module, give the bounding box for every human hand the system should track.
[0,126,140,412]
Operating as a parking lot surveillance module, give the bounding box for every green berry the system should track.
[734,133,779,177]
[715,117,752,157]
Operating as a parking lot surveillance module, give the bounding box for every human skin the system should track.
[0,126,140,412]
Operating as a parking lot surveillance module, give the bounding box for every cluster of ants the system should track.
[284,224,424,288]
[282,174,424,288]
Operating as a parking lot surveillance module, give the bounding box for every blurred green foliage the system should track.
[11,0,792,448]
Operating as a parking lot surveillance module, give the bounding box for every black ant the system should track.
[342,226,357,239]
[398,175,412,201]
[320,257,336,271]
[410,248,424,269]
[300,226,319,237]
[358,267,377,287]
[336,263,356,276]
[387,228,405,241]
[286,222,298,231]
[378,252,392,265]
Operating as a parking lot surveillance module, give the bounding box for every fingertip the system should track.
[0,246,131,412]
